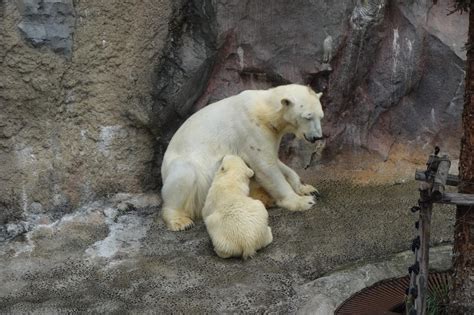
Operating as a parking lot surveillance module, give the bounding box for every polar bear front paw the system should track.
[297,184,319,196]
[277,195,315,211]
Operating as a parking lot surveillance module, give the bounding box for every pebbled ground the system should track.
[0,182,455,313]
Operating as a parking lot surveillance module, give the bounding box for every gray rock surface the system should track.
[0,182,455,313]
[0,1,173,233]
[16,0,76,56]
[151,0,217,171]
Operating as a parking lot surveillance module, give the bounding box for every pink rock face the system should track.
[164,0,466,183]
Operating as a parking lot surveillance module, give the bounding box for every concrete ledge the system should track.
[297,245,452,314]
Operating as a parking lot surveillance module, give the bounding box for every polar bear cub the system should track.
[203,155,273,259]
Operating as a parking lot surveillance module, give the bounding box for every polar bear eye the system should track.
[303,114,313,120]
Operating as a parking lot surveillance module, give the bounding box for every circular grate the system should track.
[335,271,450,315]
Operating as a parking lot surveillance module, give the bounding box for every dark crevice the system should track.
[150,0,218,185]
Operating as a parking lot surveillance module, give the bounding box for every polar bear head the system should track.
[272,84,324,143]
[219,155,254,179]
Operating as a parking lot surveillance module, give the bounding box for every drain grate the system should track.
[334,271,450,314]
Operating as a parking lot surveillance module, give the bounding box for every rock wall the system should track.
[0,0,468,236]
[0,0,175,237]
[154,0,468,182]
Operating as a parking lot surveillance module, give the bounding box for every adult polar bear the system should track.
[161,84,324,231]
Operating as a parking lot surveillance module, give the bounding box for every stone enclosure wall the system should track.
[0,0,468,237]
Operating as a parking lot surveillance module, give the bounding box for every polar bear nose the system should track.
[310,136,324,143]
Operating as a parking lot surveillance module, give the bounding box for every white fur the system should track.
[203,155,272,259]
[161,84,324,231]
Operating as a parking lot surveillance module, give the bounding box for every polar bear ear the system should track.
[281,98,292,106]
[220,156,230,173]
[316,92,323,98]
[246,168,254,178]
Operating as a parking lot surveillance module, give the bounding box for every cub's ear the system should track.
[220,156,229,173]
[281,98,292,106]
[316,92,323,98]
[246,168,254,178]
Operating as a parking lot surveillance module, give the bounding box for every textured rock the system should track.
[314,0,466,182]
[151,0,217,170]
[0,1,172,235]
[16,0,76,56]
[0,182,455,313]
[147,0,467,184]
[189,0,466,184]
[398,0,468,60]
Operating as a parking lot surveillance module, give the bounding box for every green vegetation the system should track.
[426,285,449,315]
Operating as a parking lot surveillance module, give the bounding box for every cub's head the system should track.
[277,84,324,143]
[219,155,254,179]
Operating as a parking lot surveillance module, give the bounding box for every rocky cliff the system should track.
[0,0,467,237]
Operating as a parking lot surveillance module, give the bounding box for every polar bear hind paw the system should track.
[265,227,273,246]
[215,248,233,259]
[242,249,257,260]
[165,216,194,231]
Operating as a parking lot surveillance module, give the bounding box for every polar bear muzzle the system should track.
[304,134,325,143]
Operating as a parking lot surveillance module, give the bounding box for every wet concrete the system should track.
[0,181,454,313]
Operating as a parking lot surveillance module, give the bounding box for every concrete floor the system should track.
[0,181,455,313]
